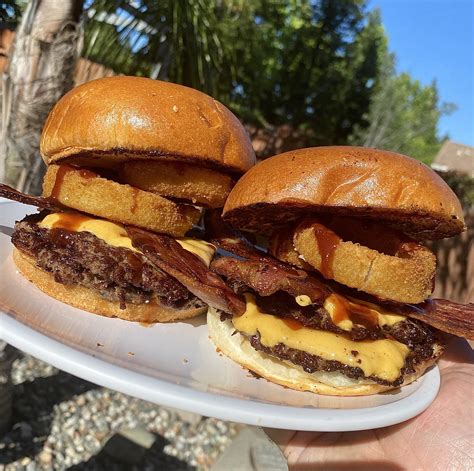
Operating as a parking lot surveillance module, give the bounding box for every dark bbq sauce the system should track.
[331,294,379,330]
[50,165,97,200]
[312,224,340,279]
[282,318,304,330]
[130,187,140,214]
[49,212,92,231]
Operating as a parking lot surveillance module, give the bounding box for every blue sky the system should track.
[368,0,474,146]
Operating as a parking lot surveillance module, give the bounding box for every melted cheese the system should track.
[233,294,410,382]
[40,213,138,251]
[39,213,215,266]
[323,294,406,331]
[176,238,215,267]
[295,295,312,306]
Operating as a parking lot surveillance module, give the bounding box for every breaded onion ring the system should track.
[120,161,233,208]
[43,165,201,236]
[268,226,313,270]
[291,218,436,304]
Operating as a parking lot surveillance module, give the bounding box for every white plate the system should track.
[0,199,440,431]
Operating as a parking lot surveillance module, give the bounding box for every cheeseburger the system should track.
[206,146,473,396]
[1,76,254,322]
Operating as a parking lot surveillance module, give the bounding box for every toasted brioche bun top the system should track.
[40,76,255,174]
[223,146,465,240]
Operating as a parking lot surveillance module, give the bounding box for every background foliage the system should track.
[2,0,457,163]
[81,0,454,163]
[0,1,22,26]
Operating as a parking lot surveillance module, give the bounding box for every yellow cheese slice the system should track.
[39,213,215,266]
[233,294,410,382]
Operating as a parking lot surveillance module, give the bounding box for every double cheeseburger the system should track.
[206,146,473,396]
[1,76,255,322]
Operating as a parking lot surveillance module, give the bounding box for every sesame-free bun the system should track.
[40,76,255,174]
[207,307,442,396]
[223,147,465,239]
[14,249,207,323]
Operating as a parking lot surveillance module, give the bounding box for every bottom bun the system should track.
[207,307,441,396]
[13,249,207,323]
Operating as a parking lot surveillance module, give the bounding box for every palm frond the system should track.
[82,0,246,101]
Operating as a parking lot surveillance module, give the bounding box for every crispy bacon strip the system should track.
[0,183,64,211]
[211,257,330,303]
[126,226,246,316]
[206,209,312,269]
[391,299,474,340]
[206,211,474,339]
[205,210,267,261]
[206,210,331,302]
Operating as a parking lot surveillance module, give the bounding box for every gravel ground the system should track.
[0,352,239,470]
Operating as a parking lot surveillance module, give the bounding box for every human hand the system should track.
[266,336,474,471]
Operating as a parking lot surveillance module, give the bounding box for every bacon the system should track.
[211,257,330,303]
[126,226,246,316]
[206,210,331,302]
[205,209,271,262]
[391,299,474,340]
[207,211,474,339]
[206,209,315,270]
[0,183,64,211]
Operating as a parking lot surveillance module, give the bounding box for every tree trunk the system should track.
[0,0,83,195]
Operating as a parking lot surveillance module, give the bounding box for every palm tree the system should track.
[83,0,247,103]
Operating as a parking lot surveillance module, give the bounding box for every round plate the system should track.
[0,200,440,431]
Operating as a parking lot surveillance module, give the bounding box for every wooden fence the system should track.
[431,210,473,303]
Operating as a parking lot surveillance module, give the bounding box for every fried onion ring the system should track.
[283,218,436,304]
[120,161,233,208]
[268,226,313,270]
[43,164,201,236]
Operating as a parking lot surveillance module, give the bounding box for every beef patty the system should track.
[221,285,435,348]
[248,332,439,387]
[12,216,203,310]
[217,283,440,385]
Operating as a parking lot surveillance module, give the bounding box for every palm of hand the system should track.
[268,338,474,471]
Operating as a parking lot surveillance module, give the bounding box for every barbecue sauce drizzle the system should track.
[312,223,340,279]
[48,212,92,232]
[50,165,97,200]
[330,294,379,329]
[130,187,140,214]
[282,318,304,330]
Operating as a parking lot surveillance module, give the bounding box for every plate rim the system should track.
[0,199,441,431]
[0,310,440,432]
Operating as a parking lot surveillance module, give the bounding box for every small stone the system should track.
[38,449,53,465]
[26,462,37,471]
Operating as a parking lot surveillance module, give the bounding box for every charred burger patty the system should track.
[12,214,202,310]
